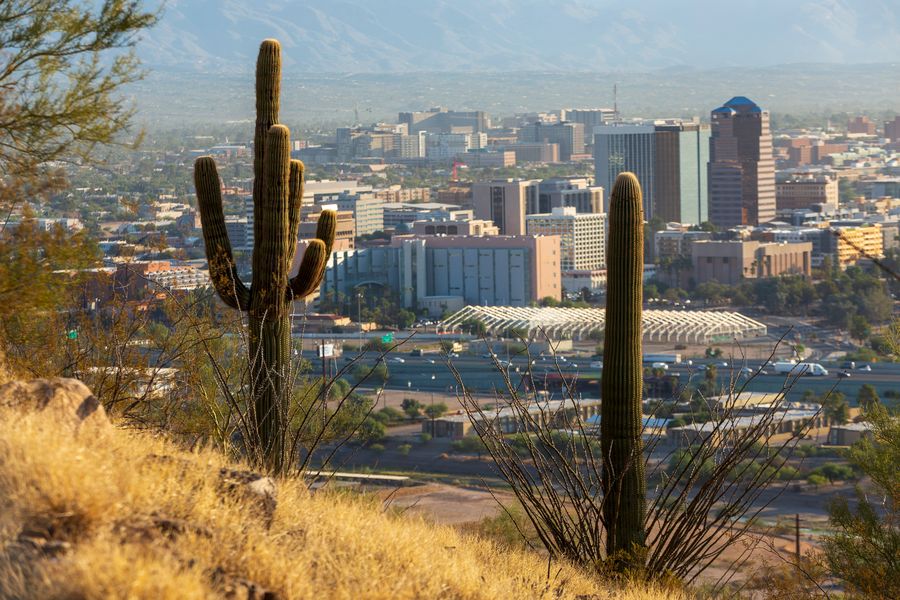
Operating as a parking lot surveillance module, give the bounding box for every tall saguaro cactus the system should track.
[600,172,646,566]
[194,39,336,472]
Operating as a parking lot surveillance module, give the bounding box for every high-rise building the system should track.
[518,121,585,161]
[526,207,606,271]
[885,116,900,142]
[399,107,489,134]
[708,97,776,227]
[593,124,656,216]
[847,116,876,135]
[593,122,709,222]
[472,179,538,235]
[560,108,616,135]
[654,123,710,224]
[533,178,603,214]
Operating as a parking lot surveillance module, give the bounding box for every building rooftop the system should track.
[441,306,767,344]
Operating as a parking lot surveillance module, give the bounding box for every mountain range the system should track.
[138,0,900,73]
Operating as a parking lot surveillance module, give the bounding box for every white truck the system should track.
[642,353,682,365]
[773,361,828,376]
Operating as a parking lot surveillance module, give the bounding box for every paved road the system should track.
[312,350,900,402]
[326,437,853,522]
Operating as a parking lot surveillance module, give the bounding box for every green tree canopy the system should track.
[0,1,157,187]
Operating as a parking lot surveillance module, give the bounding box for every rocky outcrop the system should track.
[0,377,110,432]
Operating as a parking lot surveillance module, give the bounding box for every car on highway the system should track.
[857,364,872,372]
[740,367,754,377]
[391,357,406,363]
[650,362,669,370]
[838,371,851,378]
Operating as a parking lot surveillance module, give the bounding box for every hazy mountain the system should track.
[138,0,900,73]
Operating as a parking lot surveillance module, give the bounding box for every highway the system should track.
[311,350,900,403]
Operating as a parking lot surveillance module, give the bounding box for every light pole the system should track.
[357,289,363,352]
[430,387,435,437]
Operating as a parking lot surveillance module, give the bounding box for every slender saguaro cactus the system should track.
[194,39,336,472]
[600,172,646,566]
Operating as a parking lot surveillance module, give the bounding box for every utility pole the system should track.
[795,513,801,563]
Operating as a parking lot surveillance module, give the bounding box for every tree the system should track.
[858,384,881,413]
[0,0,158,198]
[356,417,386,444]
[424,402,448,419]
[823,407,900,599]
[812,463,855,483]
[823,392,851,424]
[352,362,388,386]
[397,308,416,329]
[807,473,828,489]
[0,1,156,372]
[850,315,872,343]
[539,296,561,307]
[401,398,422,418]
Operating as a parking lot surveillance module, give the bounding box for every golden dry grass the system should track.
[0,405,679,599]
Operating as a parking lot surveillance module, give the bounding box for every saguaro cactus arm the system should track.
[194,156,251,310]
[287,210,336,301]
[286,159,304,265]
[288,239,328,300]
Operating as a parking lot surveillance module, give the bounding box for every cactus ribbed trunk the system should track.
[601,172,646,566]
[194,39,335,473]
[248,123,292,473]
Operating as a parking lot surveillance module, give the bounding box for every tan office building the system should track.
[692,240,812,285]
[776,177,839,211]
[472,179,537,235]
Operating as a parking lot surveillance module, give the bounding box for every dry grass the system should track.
[0,406,680,600]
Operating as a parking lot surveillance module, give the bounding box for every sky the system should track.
[136,0,900,73]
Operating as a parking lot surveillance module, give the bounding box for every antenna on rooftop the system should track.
[613,83,618,121]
